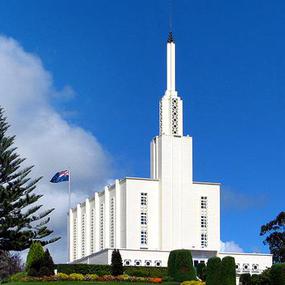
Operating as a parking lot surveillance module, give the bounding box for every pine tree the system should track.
[0,107,60,251]
[111,249,123,276]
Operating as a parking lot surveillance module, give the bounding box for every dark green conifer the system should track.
[0,107,60,251]
[111,249,123,276]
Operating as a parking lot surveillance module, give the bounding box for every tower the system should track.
[151,32,194,250]
[159,32,183,136]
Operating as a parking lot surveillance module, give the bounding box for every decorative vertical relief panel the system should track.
[110,197,115,248]
[81,214,86,256]
[159,101,163,135]
[73,218,77,260]
[100,203,104,249]
[200,196,208,248]
[90,208,95,253]
[140,193,148,248]
[171,98,179,135]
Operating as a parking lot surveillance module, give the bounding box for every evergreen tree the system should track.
[0,107,59,251]
[206,257,222,285]
[196,262,206,281]
[111,249,123,276]
[26,242,45,276]
[40,249,55,276]
[221,256,236,285]
[260,211,285,263]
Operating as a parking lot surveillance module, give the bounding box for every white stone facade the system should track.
[68,33,272,279]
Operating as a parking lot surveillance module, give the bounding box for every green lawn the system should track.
[7,281,179,285]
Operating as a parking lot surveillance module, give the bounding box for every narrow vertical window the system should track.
[200,196,208,248]
[110,197,115,248]
[140,193,148,248]
[73,218,77,260]
[100,203,104,250]
[81,214,86,256]
[90,208,95,253]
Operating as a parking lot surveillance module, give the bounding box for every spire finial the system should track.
[167,31,174,43]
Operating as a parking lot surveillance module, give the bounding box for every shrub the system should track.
[84,273,98,281]
[25,242,45,273]
[168,249,196,282]
[221,256,236,285]
[206,257,222,285]
[181,281,205,285]
[9,272,27,282]
[41,249,54,276]
[239,273,251,285]
[0,250,23,281]
[69,273,84,281]
[168,250,178,277]
[111,249,123,276]
[125,266,167,278]
[196,262,206,281]
[270,263,285,285]
[56,263,111,275]
[117,274,130,281]
[56,272,69,280]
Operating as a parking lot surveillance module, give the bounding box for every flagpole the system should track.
[68,169,71,211]
[68,169,71,263]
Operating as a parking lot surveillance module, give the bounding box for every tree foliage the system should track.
[111,249,123,276]
[260,211,285,263]
[26,242,55,276]
[206,257,222,285]
[221,256,236,285]
[0,107,60,251]
[196,262,206,281]
[270,263,285,285]
[0,250,22,281]
[167,249,196,282]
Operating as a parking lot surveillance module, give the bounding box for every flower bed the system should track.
[11,272,163,283]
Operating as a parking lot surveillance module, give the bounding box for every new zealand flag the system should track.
[50,170,69,183]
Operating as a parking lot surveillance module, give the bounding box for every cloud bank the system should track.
[0,35,113,262]
[220,240,244,253]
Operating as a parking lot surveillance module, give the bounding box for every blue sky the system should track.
[0,0,285,259]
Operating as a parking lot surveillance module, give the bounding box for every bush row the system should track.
[240,264,285,285]
[10,272,163,283]
[56,263,168,277]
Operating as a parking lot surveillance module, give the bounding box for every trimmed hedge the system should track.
[239,273,251,285]
[56,264,110,275]
[206,257,222,285]
[196,262,206,281]
[167,249,196,282]
[221,256,236,285]
[56,264,168,277]
[270,263,285,285]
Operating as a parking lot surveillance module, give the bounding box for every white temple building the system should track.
[68,32,272,277]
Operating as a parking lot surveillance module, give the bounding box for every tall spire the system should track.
[159,32,183,137]
[167,31,174,43]
[167,31,176,92]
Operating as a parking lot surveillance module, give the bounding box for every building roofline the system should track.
[219,252,272,257]
[120,177,159,182]
[194,181,221,186]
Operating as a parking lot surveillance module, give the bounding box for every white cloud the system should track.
[0,35,113,263]
[220,240,244,253]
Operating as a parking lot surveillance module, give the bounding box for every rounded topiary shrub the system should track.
[270,263,285,285]
[221,256,236,285]
[206,257,222,285]
[168,250,179,277]
[167,249,196,282]
[239,273,251,285]
[196,262,206,281]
